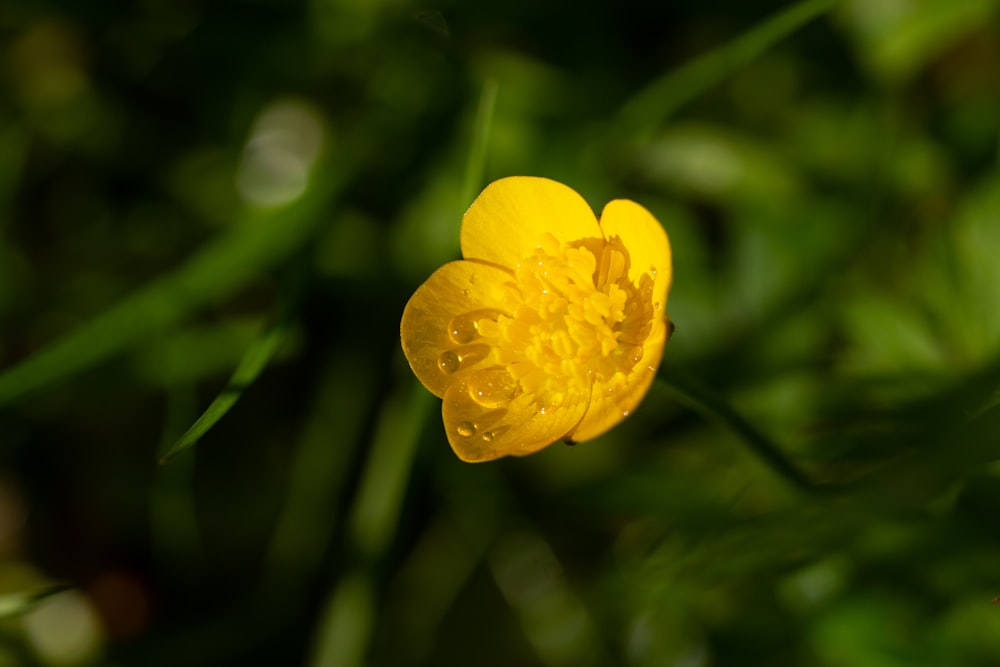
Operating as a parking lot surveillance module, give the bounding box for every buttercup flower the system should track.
[401,177,672,462]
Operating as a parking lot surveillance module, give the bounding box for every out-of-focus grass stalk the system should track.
[655,369,820,493]
[0,169,345,407]
[385,514,485,662]
[617,0,837,143]
[309,573,376,667]
[424,465,611,666]
[307,383,432,667]
[488,529,606,667]
[459,79,499,213]
[257,351,377,603]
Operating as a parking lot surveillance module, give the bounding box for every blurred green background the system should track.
[2,0,1000,665]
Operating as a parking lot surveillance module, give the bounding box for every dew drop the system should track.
[438,351,460,374]
[468,368,518,408]
[622,410,631,417]
[457,421,476,438]
[649,265,657,277]
[449,314,478,344]
[449,310,502,345]
[481,431,494,442]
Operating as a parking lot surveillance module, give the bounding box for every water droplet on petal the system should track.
[622,410,630,417]
[438,351,460,374]
[457,421,476,438]
[481,431,494,442]
[448,310,502,345]
[462,289,470,296]
[468,368,518,408]
[438,344,490,376]
[649,265,657,277]
[449,316,477,344]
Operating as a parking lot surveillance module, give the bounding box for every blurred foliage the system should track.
[1,0,1000,665]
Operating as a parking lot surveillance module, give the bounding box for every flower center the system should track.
[447,233,655,413]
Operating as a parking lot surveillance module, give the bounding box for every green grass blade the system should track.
[459,78,499,213]
[617,0,837,143]
[159,315,291,463]
[0,170,343,407]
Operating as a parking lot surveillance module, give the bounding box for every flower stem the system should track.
[460,78,499,213]
[654,369,821,494]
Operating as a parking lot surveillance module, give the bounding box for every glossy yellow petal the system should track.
[568,318,668,443]
[598,199,672,312]
[460,176,602,269]
[442,372,589,462]
[403,177,675,462]
[400,260,510,398]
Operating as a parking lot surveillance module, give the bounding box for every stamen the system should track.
[461,233,654,409]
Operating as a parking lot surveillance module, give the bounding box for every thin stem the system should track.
[655,369,821,494]
[460,78,499,213]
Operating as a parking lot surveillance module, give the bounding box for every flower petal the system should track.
[461,176,602,269]
[400,260,511,398]
[442,378,589,462]
[598,199,672,312]
[567,318,669,443]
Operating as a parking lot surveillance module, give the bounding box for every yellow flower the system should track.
[400,176,672,462]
